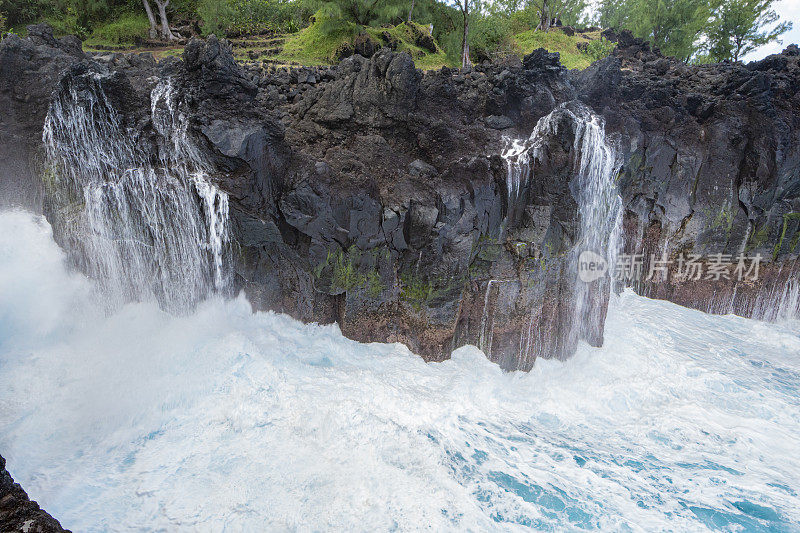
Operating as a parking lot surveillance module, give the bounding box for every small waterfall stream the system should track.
[568,106,623,345]
[497,103,622,361]
[43,72,231,311]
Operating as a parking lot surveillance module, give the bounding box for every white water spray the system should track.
[2,211,799,532]
[42,73,231,311]
[502,103,623,356]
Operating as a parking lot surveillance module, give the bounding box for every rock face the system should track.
[2,26,799,374]
[0,24,83,209]
[578,33,800,321]
[1,455,69,532]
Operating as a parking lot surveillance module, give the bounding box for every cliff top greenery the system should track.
[0,0,793,70]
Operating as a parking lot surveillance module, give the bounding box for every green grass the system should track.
[512,29,611,69]
[365,22,450,70]
[276,11,357,64]
[277,13,449,70]
[83,13,150,48]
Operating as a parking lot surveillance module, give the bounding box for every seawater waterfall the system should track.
[42,71,231,311]
[497,102,622,361]
[568,106,623,346]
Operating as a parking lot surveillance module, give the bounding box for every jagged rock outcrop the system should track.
[1,455,69,532]
[2,26,798,372]
[576,31,800,319]
[0,24,84,209]
[2,29,799,523]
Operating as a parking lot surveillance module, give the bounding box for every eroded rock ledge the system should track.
[0,455,69,532]
[1,27,799,525]
[2,25,799,373]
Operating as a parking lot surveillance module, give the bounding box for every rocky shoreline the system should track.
[1,23,799,529]
[1,455,69,532]
[2,24,799,372]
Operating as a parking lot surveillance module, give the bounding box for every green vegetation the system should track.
[198,0,312,35]
[774,212,800,259]
[2,0,791,67]
[313,246,386,296]
[84,13,150,46]
[598,0,792,62]
[514,27,610,68]
[400,272,437,311]
[706,0,792,62]
[278,14,448,67]
[747,222,770,252]
[277,9,356,64]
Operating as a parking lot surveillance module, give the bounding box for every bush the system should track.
[467,14,514,62]
[0,0,54,26]
[280,8,358,62]
[583,36,614,62]
[84,13,150,45]
[198,0,235,36]
[199,0,313,36]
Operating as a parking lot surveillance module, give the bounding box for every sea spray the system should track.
[2,211,799,531]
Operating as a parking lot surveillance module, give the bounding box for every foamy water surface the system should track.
[1,210,799,532]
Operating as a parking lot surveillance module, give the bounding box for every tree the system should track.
[142,0,177,40]
[454,0,472,66]
[598,0,629,29]
[527,0,586,31]
[153,0,177,40]
[71,0,110,31]
[706,0,792,61]
[142,0,158,38]
[597,0,709,61]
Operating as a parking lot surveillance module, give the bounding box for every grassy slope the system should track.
[83,13,151,48]
[276,16,449,69]
[23,11,608,71]
[513,28,605,70]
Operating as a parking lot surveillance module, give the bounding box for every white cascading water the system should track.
[42,73,230,311]
[501,103,622,357]
[1,80,798,531]
[568,106,623,343]
[502,103,621,273]
[500,137,530,202]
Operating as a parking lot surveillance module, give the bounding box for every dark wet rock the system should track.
[0,23,87,209]
[1,455,69,532]
[522,48,564,74]
[485,114,514,129]
[2,29,799,376]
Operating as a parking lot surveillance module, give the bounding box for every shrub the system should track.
[199,0,313,36]
[198,0,235,36]
[84,13,150,46]
[583,36,615,62]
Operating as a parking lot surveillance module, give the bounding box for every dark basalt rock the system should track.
[0,25,87,209]
[2,26,799,370]
[1,455,70,532]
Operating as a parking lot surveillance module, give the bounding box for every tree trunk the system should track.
[407,0,415,22]
[538,0,550,31]
[142,0,158,39]
[154,0,177,41]
[461,3,470,68]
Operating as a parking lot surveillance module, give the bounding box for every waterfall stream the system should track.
[568,106,623,345]
[499,103,622,359]
[42,73,231,312]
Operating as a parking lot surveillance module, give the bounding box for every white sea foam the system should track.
[1,210,799,532]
